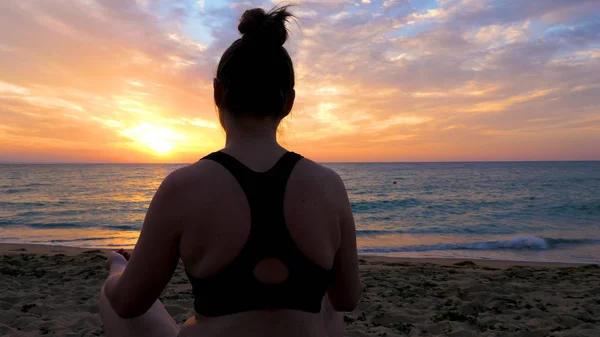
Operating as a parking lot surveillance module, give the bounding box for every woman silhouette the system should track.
[99,6,361,337]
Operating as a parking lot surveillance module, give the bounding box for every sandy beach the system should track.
[1,244,599,337]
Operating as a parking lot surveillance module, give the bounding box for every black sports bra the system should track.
[186,151,332,317]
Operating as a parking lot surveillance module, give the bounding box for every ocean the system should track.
[1,162,599,264]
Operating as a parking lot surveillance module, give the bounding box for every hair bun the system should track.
[238,6,293,47]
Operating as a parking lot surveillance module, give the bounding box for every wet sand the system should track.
[1,244,599,337]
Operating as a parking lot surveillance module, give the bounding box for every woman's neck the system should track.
[223,117,283,154]
[222,126,287,171]
[225,131,279,150]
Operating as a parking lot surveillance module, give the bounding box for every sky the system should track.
[0,0,599,163]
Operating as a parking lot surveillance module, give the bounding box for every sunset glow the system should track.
[121,123,186,155]
[0,0,599,163]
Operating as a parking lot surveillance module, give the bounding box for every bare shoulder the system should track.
[294,157,346,193]
[159,160,227,195]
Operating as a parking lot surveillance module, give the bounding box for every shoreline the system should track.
[0,242,593,268]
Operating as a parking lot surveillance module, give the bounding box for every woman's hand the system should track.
[106,248,131,274]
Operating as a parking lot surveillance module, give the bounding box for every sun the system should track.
[121,122,185,155]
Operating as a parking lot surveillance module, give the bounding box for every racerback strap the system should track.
[202,151,303,209]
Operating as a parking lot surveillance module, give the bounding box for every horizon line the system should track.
[1,160,599,165]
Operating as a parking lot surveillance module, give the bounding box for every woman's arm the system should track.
[104,171,184,319]
[326,173,361,312]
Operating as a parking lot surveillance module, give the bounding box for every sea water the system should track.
[1,162,599,263]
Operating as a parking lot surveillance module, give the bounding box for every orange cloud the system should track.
[0,0,599,162]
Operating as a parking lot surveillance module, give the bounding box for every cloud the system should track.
[0,0,599,162]
[468,21,531,46]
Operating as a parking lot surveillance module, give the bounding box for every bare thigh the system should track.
[99,286,179,337]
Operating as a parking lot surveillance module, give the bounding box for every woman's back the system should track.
[174,148,353,337]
